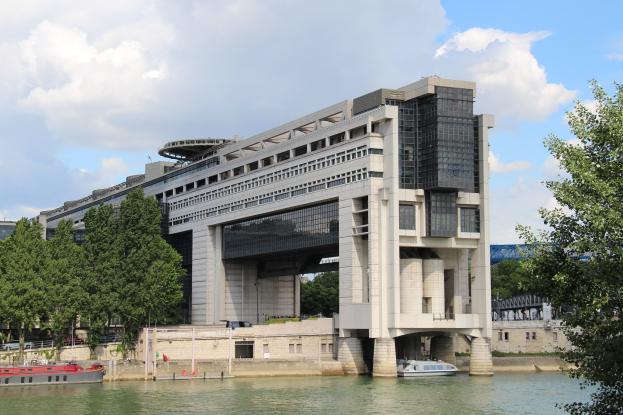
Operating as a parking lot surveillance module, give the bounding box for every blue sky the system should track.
[0,0,621,243]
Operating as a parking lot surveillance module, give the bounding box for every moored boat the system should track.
[397,359,458,377]
[0,363,105,386]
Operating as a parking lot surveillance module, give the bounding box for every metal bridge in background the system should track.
[490,244,528,264]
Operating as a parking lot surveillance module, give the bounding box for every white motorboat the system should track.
[396,359,458,377]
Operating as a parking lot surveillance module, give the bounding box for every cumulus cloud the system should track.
[16,20,168,150]
[0,1,575,247]
[434,28,575,124]
[489,151,530,173]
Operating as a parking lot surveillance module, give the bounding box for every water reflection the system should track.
[0,373,590,415]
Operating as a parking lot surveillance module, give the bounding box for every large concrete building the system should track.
[39,76,494,376]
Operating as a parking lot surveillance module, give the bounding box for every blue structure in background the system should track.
[490,244,528,264]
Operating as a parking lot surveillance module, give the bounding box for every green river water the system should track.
[0,373,591,414]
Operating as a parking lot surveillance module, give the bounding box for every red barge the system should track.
[0,363,105,386]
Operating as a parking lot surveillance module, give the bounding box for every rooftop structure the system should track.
[158,138,234,162]
[39,76,494,377]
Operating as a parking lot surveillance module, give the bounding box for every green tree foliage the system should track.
[518,81,623,414]
[82,204,121,356]
[117,188,184,350]
[45,220,86,358]
[0,189,185,360]
[0,219,47,357]
[491,260,531,299]
[300,271,338,317]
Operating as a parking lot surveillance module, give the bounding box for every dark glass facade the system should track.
[387,99,418,189]
[426,191,457,237]
[386,85,478,238]
[388,86,476,192]
[399,204,416,230]
[223,202,338,260]
[460,207,480,233]
[166,230,193,323]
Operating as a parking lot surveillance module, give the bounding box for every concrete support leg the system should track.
[372,338,397,377]
[470,337,493,376]
[430,336,456,365]
[338,337,366,375]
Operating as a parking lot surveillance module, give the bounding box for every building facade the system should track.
[39,77,494,376]
[0,221,16,241]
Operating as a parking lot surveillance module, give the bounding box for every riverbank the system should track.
[457,356,571,373]
[96,355,568,381]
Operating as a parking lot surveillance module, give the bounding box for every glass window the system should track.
[426,191,457,237]
[460,207,480,233]
[399,204,416,230]
[223,202,339,260]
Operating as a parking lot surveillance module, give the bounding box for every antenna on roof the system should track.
[148,155,152,162]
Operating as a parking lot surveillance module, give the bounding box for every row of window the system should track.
[168,145,371,213]
[498,331,559,342]
[3,375,68,384]
[160,122,374,207]
[168,169,367,227]
[399,202,479,234]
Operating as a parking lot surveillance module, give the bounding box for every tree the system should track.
[300,271,338,317]
[82,204,121,357]
[117,188,184,352]
[44,220,85,358]
[491,260,532,299]
[518,81,623,414]
[0,219,47,358]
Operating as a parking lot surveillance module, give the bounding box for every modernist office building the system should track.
[40,77,494,376]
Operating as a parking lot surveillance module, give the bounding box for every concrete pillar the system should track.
[430,336,456,365]
[338,337,366,375]
[423,259,444,314]
[399,258,423,314]
[470,337,493,376]
[372,338,397,377]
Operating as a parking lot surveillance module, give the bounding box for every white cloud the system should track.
[435,28,575,124]
[0,2,577,237]
[606,52,623,61]
[16,20,168,150]
[489,151,530,173]
[77,157,129,190]
[490,176,552,243]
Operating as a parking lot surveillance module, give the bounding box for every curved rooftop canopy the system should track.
[158,138,233,161]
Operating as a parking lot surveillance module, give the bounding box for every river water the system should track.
[0,373,591,414]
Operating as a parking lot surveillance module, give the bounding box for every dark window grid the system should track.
[223,202,338,259]
[399,204,416,230]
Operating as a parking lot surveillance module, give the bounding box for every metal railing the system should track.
[433,313,455,321]
[0,333,122,352]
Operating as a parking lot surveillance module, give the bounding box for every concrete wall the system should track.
[138,319,337,366]
[492,320,570,353]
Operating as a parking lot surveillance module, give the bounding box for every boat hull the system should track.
[0,368,105,386]
[398,370,457,377]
